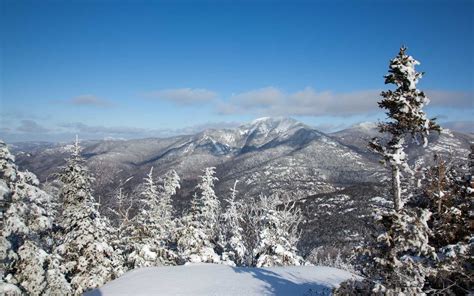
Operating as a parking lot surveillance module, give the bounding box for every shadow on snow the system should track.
[231,267,332,296]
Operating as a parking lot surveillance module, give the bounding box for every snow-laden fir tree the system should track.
[157,169,180,242]
[253,195,304,267]
[55,137,122,294]
[369,46,440,211]
[44,253,72,295]
[107,177,135,271]
[127,167,161,268]
[239,195,263,266]
[195,167,220,239]
[419,153,473,294]
[421,154,471,246]
[126,167,179,268]
[0,140,70,295]
[219,181,247,266]
[347,47,440,295]
[176,167,221,263]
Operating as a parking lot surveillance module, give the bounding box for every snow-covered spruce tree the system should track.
[176,167,221,263]
[126,167,179,268]
[107,177,135,271]
[239,194,264,266]
[55,137,122,294]
[195,167,220,240]
[157,169,180,243]
[335,206,437,295]
[219,181,247,266]
[253,195,304,267]
[419,154,473,294]
[0,140,70,295]
[339,47,441,295]
[369,46,440,211]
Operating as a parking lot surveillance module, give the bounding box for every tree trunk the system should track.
[392,164,402,211]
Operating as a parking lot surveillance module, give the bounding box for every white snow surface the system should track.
[85,263,357,296]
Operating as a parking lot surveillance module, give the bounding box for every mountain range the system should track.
[8,117,473,253]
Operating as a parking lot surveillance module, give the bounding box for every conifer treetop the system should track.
[377,46,440,148]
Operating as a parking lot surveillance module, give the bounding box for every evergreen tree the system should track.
[419,153,473,294]
[421,155,471,246]
[220,181,247,266]
[126,167,179,268]
[339,47,441,295]
[254,195,304,267]
[369,46,440,211]
[195,167,220,240]
[0,140,70,295]
[127,167,161,267]
[176,167,221,263]
[365,47,440,294]
[239,195,263,266]
[107,177,135,271]
[157,169,180,243]
[44,253,72,295]
[55,137,122,294]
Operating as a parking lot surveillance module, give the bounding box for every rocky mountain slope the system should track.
[9,117,472,252]
[12,118,384,200]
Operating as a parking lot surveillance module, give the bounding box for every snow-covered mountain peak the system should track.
[181,117,318,156]
[239,117,303,136]
[250,116,272,124]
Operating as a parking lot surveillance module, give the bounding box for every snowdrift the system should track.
[85,263,357,296]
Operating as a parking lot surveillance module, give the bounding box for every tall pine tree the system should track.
[367,46,440,295]
[55,137,122,294]
[253,195,304,267]
[157,169,180,244]
[126,167,179,268]
[419,153,473,294]
[220,181,247,266]
[338,47,441,295]
[177,167,221,263]
[369,46,440,211]
[0,140,70,295]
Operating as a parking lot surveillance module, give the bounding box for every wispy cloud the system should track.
[144,88,218,105]
[426,90,473,108]
[217,87,380,116]
[17,120,51,133]
[60,122,148,135]
[216,87,473,117]
[67,95,114,108]
[58,121,241,138]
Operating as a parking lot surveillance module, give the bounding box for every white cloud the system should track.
[216,87,473,117]
[60,122,147,135]
[17,120,51,133]
[425,90,473,108]
[145,88,218,105]
[58,121,242,138]
[68,95,114,108]
[217,86,380,116]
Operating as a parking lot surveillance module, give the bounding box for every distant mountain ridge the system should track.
[8,117,472,252]
[10,116,472,202]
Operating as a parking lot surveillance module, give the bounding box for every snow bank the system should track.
[85,264,357,296]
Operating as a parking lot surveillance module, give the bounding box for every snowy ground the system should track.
[85,264,357,296]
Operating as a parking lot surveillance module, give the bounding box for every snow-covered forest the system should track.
[1,48,472,295]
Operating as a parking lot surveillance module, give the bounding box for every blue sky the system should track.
[1,0,472,142]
